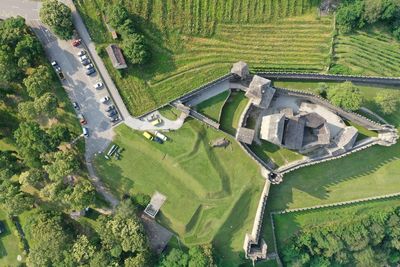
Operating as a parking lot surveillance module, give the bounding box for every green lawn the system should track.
[250,141,303,168]
[75,0,333,115]
[0,211,24,266]
[274,197,400,250]
[220,91,249,135]
[195,90,230,122]
[94,119,265,266]
[158,105,180,121]
[333,27,400,76]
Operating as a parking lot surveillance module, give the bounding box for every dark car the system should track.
[107,110,118,117]
[153,136,164,144]
[0,221,5,235]
[105,105,115,112]
[86,68,96,76]
[72,102,80,110]
[81,59,91,66]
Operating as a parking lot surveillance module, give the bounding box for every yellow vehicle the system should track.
[143,131,153,140]
[151,118,162,126]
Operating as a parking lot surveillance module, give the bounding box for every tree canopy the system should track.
[40,0,74,40]
[374,91,399,114]
[122,33,148,65]
[327,82,363,111]
[23,65,53,98]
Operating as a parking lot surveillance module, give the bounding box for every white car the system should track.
[155,131,168,141]
[94,82,104,90]
[77,50,86,57]
[85,64,94,69]
[82,127,89,137]
[79,55,88,62]
[100,96,110,103]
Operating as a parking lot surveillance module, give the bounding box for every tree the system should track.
[14,121,49,168]
[189,245,215,267]
[47,124,71,149]
[18,101,37,120]
[89,250,112,267]
[0,151,21,176]
[327,82,363,111]
[374,91,399,114]
[23,65,53,98]
[44,150,80,181]
[108,1,130,30]
[0,179,33,215]
[34,92,58,117]
[124,252,149,267]
[72,235,96,264]
[39,0,74,40]
[25,210,72,266]
[19,168,46,188]
[336,1,364,33]
[63,179,95,210]
[122,33,148,65]
[159,248,189,267]
[362,0,383,24]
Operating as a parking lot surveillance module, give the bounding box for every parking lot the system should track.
[32,23,117,155]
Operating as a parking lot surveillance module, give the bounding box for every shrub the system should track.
[40,0,74,40]
[327,82,363,111]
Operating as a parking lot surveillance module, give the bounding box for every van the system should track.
[154,131,168,141]
[143,131,153,140]
[82,127,89,137]
[151,118,162,126]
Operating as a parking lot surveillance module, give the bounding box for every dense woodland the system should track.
[282,207,400,266]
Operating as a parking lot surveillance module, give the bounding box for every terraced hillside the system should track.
[75,0,333,115]
[333,29,400,76]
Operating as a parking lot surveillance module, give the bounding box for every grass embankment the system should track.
[158,105,180,121]
[274,197,400,251]
[333,28,400,76]
[262,82,400,251]
[75,0,333,115]
[250,141,303,168]
[94,119,265,266]
[219,91,249,135]
[0,211,24,266]
[194,91,230,122]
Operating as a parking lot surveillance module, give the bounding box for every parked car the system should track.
[72,102,80,110]
[86,68,96,76]
[153,136,164,144]
[151,118,162,126]
[107,110,118,117]
[79,55,88,62]
[0,221,5,235]
[100,96,110,103]
[94,82,103,89]
[81,59,91,66]
[110,116,120,123]
[72,39,81,47]
[86,64,94,69]
[77,114,86,125]
[105,105,115,112]
[51,60,61,72]
[155,131,168,141]
[57,71,65,80]
[143,131,153,140]
[77,50,86,56]
[82,127,89,137]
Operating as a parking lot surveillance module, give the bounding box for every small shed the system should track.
[245,75,275,109]
[236,127,255,145]
[106,44,127,69]
[260,113,285,145]
[144,192,167,218]
[231,61,250,80]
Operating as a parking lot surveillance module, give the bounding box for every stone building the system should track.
[231,61,250,80]
[106,44,127,69]
[245,75,275,109]
[260,113,285,145]
[236,127,255,145]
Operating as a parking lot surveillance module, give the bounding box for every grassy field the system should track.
[195,90,230,121]
[250,141,303,168]
[274,197,400,250]
[333,27,400,76]
[220,91,249,135]
[0,211,24,266]
[262,81,400,252]
[94,119,265,265]
[75,0,333,115]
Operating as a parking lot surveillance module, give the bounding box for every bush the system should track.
[122,34,149,65]
[329,64,353,75]
[40,0,74,40]
[327,82,363,111]
[374,91,399,114]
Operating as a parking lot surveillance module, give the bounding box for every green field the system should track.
[0,211,24,266]
[333,27,400,76]
[94,120,265,265]
[250,141,303,168]
[195,90,230,122]
[220,91,249,135]
[75,0,333,115]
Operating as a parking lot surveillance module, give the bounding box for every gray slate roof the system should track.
[334,126,358,150]
[283,117,305,150]
[302,112,326,128]
[245,75,274,109]
[260,113,285,145]
[236,127,255,145]
[106,44,127,69]
[231,61,250,80]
